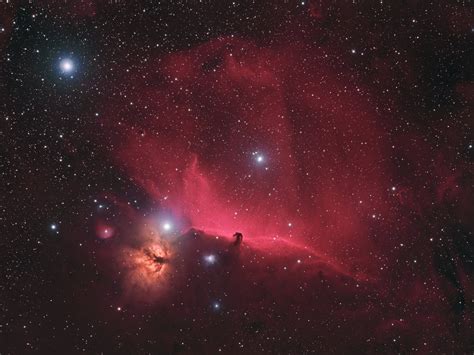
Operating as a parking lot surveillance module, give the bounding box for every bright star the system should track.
[162,222,172,232]
[50,224,57,230]
[59,58,74,74]
[252,151,265,164]
[204,254,217,265]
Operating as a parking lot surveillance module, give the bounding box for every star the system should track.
[162,222,172,232]
[252,151,265,164]
[204,254,217,265]
[59,58,75,75]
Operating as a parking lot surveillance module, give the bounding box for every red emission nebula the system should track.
[89,36,473,352]
[3,2,473,353]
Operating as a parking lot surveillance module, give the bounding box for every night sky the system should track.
[1,1,474,353]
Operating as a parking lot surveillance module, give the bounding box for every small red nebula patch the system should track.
[96,221,115,239]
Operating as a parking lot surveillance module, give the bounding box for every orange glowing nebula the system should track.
[119,228,174,301]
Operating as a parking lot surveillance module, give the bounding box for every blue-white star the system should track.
[252,151,265,164]
[59,58,75,76]
[204,254,217,265]
[162,222,172,232]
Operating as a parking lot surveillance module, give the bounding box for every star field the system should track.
[1,1,473,353]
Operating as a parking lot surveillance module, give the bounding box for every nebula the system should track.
[98,37,414,273]
[86,32,473,352]
[3,2,472,352]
